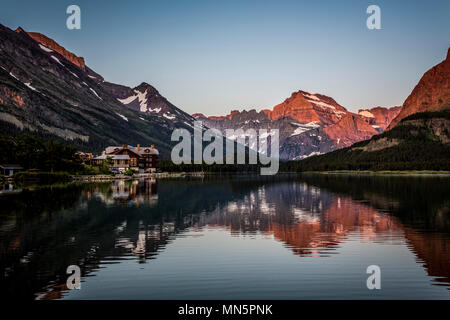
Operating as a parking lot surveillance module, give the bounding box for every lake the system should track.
[1,174,450,300]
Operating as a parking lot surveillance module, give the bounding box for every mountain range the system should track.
[193,92,400,160]
[0,23,448,163]
[0,25,194,157]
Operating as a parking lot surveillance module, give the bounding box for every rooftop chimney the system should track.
[151,144,154,149]
[137,144,140,152]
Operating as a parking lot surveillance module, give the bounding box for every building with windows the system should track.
[0,164,23,176]
[91,154,130,172]
[91,144,159,173]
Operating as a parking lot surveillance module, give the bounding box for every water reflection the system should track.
[200,183,403,257]
[0,184,22,195]
[90,179,158,207]
[0,175,449,299]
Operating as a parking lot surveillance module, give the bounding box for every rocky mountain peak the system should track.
[192,113,206,119]
[16,28,86,70]
[14,26,25,33]
[387,47,450,129]
[266,89,348,125]
[135,82,158,93]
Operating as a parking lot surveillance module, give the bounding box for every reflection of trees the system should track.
[0,178,252,300]
[1,175,449,300]
[403,228,450,287]
[0,183,96,300]
[297,174,450,232]
[183,176,450,285]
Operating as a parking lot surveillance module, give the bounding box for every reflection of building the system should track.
[114,223,176,263]
[0,184,22,194]
[94,178,158,207]
[0,164,23,176]
[7,178,450,300]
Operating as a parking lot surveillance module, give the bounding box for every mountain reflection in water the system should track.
[0,175,449,300]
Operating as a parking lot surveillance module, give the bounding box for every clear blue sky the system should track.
[1,0,449,115]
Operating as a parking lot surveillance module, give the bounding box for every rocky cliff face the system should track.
[294,109,450,171]
[17,28,86,70]
[358,106,402,132]
[388,48,450,129]
[323,113,379,148]
[194,90,399,160]
[267,90,347,125]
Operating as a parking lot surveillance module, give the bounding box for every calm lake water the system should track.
[1,174,450,300]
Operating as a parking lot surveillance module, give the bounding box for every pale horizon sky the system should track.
[1,0,449,116]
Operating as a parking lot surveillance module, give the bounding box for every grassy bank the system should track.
[13,171,72,184]
[299,170,450,176]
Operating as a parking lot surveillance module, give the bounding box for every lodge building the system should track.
[91,144,159,173]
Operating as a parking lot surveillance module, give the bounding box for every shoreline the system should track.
[297,170,450,176]
[3,170,450,185]
[70,171,205,182]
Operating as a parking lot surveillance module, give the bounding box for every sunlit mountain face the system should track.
[1,175,449,300]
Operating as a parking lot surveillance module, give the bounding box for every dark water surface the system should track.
[1,174,450,300]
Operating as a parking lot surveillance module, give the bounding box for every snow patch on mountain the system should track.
[9,72,19,80]
[117,95,136,104]
[302,92,347,118]
[89,88,102,100]
[303,93,320,101]
[116,113,128,121]
[51,56,64,66]
[290,122,321,136]
[294,151,323,160]
[309,100,336,110]
[359,110,375,118]
[148,107,161,113]
[118,89,149,112]
[135,89,148,112]
[24,82,38,91]
[163,113,175,120]
[39,44,53,52]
